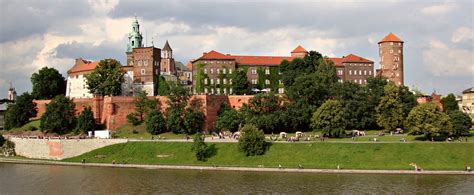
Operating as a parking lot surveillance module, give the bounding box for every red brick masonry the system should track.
[34,95,253,130]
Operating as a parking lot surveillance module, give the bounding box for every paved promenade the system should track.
[1,158,472,175]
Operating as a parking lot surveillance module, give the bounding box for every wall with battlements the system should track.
[33,95,253,130]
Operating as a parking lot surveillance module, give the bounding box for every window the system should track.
[216,79,220,85]
[251,79,257,84]
[223,88,227,94]
[229,79,232,85]
[223,79,227,85]
[337,70,343,75]
[265,69,270,75]
[144,60,148,66]
[279,80,283,85]
[204,79,208,85]
[349,70,352,75]
[398,43,401,46]
[156,70,159,75]
[141,69,145,75]
[251,68,257,75]
[396,73,399,77]
[217,68,220,74]
[338,79,343,83]
[229,69,232,74]
[278,88,284,94]
[398,49,401,54]
[211,88,214,94]
[204,69,207,74]
[390,42,394,45]
[210,68,214,74]
[138,60,142,66]
[359,79,362,84]
[359,70,362,75]
[230,88,233,94]
[354,70,357,75]
[278,71,282,75]
[265,79,270,85]
[369,70,372,75]
[223,68,226,74]
[381,56,384,62]
[217,88,220,95]
[204,88,208,94]
[354,79,357,83]
[395,63,399,68]
[364,70,367,75]
[210,79,214,85]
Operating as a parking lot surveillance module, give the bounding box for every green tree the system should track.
[216,107,243,132]
[157,76,170,96]
[76,106,95,134]
[311,99,346,137]
[280,51,322,87]
[441,93,459,112]
[399,85,418,121]
[238,124,268,156]
[191,133,208,161]
[40,95,76,134]
[280,100,315,132]
[232,70,250,95]
[126,113,141,126]
[31,67,66,99]
[448,110,472,136]
[85,59,125,96]
[4,92,37,130]
[165,84,190,134]
[240,93,285,133]
[334,82,374,130]
[406,103,453,139]
[134,90,158,122]
[146,110,166,135]
[376,82,404,132]
[183,108,205,135]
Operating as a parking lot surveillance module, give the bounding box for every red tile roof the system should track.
[378,33,403,44]
[233,55,294,66]
[194,50,295,66]
[186,61,193,71]
[291,45,308,53]
[68,59,99,74]
[325,54,373,67]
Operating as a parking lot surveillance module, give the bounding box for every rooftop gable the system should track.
[378,33,403,44]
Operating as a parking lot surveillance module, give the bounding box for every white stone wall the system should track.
[10,137,127,160]
[66,74,92,98]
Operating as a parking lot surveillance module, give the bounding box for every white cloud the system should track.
[451,27,474,43]
[423,40,474,76]
[421,3,457,15]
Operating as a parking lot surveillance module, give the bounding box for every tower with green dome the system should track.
[127,16,143,52]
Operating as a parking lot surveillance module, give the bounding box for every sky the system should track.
[0,0,472,98]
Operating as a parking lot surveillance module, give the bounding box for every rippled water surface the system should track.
[0,163,473,194]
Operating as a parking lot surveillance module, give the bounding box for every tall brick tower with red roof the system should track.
[377,33,404,86]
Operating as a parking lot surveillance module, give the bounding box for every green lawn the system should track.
[64,142,474,170]
[8,120,41,132]
[113,124,186,139]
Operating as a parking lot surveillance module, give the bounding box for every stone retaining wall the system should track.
[10,137,127,160]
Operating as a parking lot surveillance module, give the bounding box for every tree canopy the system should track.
[4,92,37,130]
[238,124,268,156]
[146,110,166,135]
[232,69,250,95]
[405,103,452,139]
[441,93,459,112]
[376,82,404,131]
[31,67,66,99]
[311,99,346,137]
[76,106,95,134]
[85,59,125,96]
[447,110,472,136]
[40,95,76,134]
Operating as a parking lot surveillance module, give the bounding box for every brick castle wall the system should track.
[33,95,253,131]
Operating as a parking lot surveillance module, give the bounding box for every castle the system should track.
[65,16,404,98]
[66,17,191,98]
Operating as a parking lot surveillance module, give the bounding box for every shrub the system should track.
[191,133,208,161]
[76,106,95,134]
[406,103,452,139]
[238,124,268,156]
[146,110,166,135]
[25,126,37,131]
[127,113,141,126]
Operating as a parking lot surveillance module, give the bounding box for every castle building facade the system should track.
[191,45,375,95]
[376,33,404,86]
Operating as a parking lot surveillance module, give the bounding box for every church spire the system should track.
[126,16,143,53]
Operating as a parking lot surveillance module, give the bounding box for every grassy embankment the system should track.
[64,142,474,170]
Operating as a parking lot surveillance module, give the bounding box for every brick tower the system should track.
[377,33,404,86]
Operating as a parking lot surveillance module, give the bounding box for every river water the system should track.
[0,163,473,194]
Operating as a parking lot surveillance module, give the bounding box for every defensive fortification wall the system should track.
[10,137,127,160]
